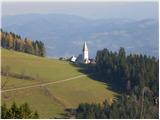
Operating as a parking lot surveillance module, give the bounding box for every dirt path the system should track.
[1,73,93,93]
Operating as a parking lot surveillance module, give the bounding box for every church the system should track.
[82,42,90,64]
[69,42,91,64]
[75,42,90,64]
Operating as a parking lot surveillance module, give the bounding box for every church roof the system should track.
[83,42,88,51]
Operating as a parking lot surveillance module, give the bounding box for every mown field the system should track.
[1,49,117,118]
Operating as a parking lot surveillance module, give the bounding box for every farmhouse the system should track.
[70,56,77,62]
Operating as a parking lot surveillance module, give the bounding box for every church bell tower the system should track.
[83,42,90,64]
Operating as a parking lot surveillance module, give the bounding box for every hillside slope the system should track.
[1,49,117,118]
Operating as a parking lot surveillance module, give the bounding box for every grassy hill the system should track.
[1,49,117,118]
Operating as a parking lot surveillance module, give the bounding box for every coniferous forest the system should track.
[73,48,159,119]
[1,29,45,57]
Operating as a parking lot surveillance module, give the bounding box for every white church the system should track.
[82,42,90,64]
[70,42,90,64]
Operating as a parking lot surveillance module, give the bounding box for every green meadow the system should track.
[1,49,117,118]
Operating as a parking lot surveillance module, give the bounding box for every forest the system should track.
[1,29,45,57]
[73,48,159,119]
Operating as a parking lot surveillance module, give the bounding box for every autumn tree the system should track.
[1,29,45,57]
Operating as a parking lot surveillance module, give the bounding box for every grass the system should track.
[1,48,117,118]
[2,49,82,83]
[47,77,116,108]
[2,87,64,118]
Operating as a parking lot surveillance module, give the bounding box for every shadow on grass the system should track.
[69,62,123,95]
[57,62,123,118]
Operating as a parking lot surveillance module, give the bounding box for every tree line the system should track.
[75,93,158,119]
[95,48,158,95]
[72,47,159,119]
[1,102,39,119]
[1,29,45,57]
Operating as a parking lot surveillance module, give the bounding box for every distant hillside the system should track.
[2,14,159,57]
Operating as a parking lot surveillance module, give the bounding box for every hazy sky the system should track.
[2,2,158,20]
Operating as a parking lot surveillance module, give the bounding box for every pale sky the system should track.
[2,1,158,20]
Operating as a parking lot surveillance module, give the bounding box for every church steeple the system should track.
[82,42,90,64]
[83,42,88,52]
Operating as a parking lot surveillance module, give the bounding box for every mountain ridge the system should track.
[2,13,158,58]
